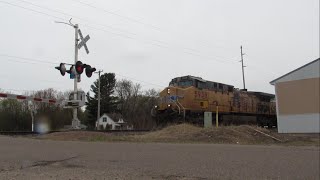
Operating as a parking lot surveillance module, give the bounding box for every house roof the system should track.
[270,58,320,85]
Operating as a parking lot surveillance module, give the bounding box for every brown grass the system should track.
[37,124,320,146]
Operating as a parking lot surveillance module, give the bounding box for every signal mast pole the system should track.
[240,46,246,90]
[55,19,80,129]
[55,19,92,129]
[72,23,80,129]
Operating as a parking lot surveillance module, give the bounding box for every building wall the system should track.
[276,78,319,115]
[96,114,117,130]
[277,113,319,133]
[275,78,320,133]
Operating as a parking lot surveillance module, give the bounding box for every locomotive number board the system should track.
[194,91,208,100]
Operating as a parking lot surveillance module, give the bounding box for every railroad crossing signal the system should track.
[75,61,84,74]
[74,60,96,77]
[85,65,96,77]
[54,20,93,129]
[55,61,96,78]
[78,29,90,54]
[55,63,66,76]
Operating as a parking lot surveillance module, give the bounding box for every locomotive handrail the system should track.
[176,99,186,120]
[172,100,181,114]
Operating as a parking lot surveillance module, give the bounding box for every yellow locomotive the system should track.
[153,76,276,127]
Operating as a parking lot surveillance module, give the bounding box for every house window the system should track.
[103,117,107,122]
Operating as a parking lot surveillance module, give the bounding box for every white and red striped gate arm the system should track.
[0,92,62,105]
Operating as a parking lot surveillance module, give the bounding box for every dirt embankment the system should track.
[37,124,320,146]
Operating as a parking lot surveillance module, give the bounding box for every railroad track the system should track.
[0,131,59,136]
[0,129,150,136]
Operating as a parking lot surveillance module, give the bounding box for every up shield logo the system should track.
[170,96,177,101]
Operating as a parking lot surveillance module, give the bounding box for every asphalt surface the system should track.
[0,136,319,180]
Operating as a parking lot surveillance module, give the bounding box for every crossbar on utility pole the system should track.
[240,46,246,90]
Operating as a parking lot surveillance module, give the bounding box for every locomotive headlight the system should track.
[154,105,158,108]
[167,88,170,94]
[167,104,171,107]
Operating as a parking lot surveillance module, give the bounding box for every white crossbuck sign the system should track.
[78,29,90,54]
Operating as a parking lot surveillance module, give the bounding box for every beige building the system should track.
[270,58,319,133]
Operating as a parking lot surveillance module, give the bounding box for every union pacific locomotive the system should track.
[152,75,277,127]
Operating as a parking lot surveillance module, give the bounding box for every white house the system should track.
[96,114,119,130]
[95,114,132,130]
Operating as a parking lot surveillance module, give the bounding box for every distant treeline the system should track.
[0,73,159,131]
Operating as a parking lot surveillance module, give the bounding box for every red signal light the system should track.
[85,65,96,77]
[75,61,84,74]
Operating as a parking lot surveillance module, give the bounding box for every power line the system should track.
[0,54,167,89]
[83,24,236,64]
[71,0,163,31]
[0,54,58,65]
[70,0,237,61]
[0,2,248,87]
[0,0,64,20]
[2,0,237,63]
[71,0,236,51]
[14,0,136,36]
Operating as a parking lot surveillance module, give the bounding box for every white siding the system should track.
[273,60,319,84]
[278,113,320,133]
[96,114,118,130]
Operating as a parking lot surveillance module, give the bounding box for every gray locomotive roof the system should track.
[174,75,234,87]
[248,91,275,97]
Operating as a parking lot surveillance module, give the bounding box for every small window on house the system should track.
[200,102,204,107]
[103,117,107,122]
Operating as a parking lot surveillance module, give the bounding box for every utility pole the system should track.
[71,23,80,129]
[96,70,103,123]
[240,46,246,90]
[28,102,34,132]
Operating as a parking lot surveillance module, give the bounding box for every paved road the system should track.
[0,136,319,180]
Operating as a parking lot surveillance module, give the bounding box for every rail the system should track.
[0,129,151,136]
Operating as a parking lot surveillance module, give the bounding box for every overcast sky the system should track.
[0,0,319,95]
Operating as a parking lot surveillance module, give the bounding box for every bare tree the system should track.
[115,79,159,129]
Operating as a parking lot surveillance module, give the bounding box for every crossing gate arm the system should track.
[0,92,64,105]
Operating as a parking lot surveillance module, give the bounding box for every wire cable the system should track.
[71,0,236,50]
[14,0,136,36]
[3,0,238,63]
[0,54,58,65]
[71,0,163,31]
[0,54,167,89]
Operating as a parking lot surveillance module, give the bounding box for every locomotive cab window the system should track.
[196,81,205,89]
